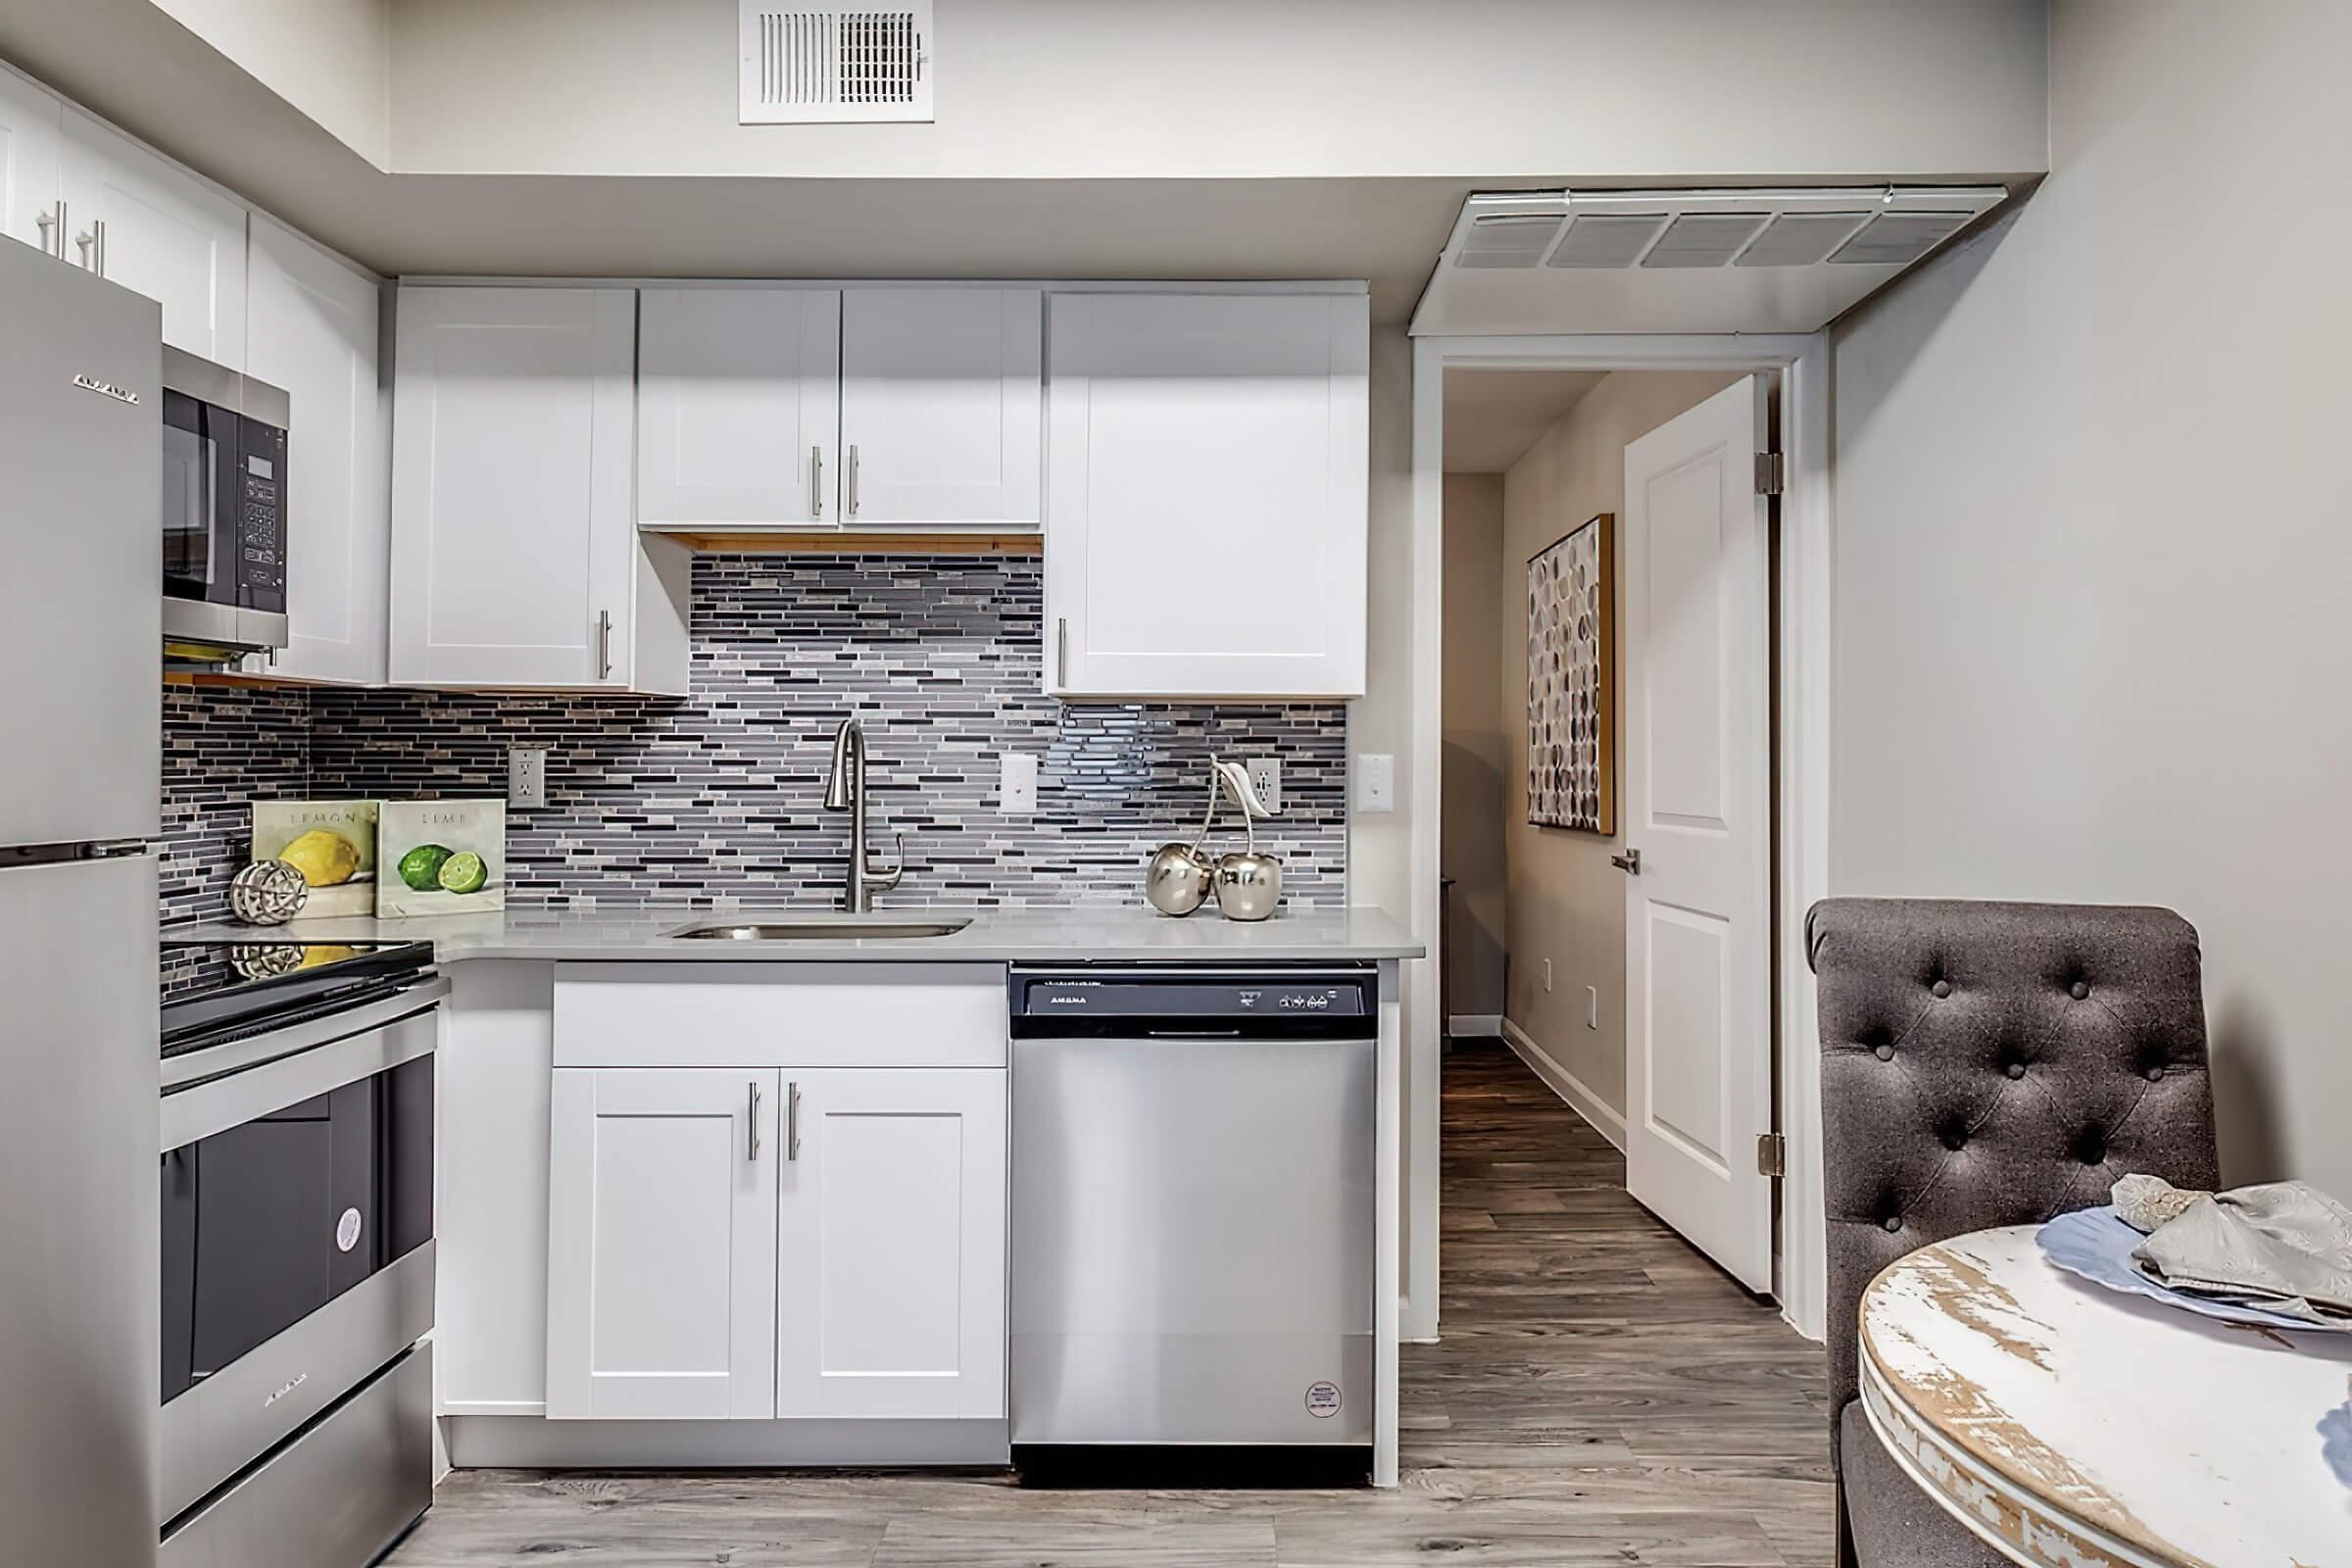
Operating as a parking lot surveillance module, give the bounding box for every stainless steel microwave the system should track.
[162,346,289,662]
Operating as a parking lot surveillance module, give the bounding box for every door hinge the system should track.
[1756,1132,1787,1178]
[1754,452,1785,496]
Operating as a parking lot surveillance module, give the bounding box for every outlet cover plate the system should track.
[1002,753,1039,814]
[1246,758,1282,814]
[508,746,548,809]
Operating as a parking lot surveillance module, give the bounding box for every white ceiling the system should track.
[1442,370,1607,473]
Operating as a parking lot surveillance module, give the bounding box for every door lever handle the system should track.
[1610,848,1642,875]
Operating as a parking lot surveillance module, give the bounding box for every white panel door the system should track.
[0,66,62,254]
[639,286,839,528]
[1621,376,1774,1293]
[774,1068,1006,1419]
[546,1068,779,1419]
[841,288,1041,528]
[1045,292,1369,699]
[390,286,637,687]
[246,217,387,686]
[59,109,246,368]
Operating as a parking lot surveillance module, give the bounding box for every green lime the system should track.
[437,851,488,895]
[397,844,453,892]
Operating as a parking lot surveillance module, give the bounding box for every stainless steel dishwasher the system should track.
[1008,965,1376,1467]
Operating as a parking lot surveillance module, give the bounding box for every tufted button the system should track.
[1939,1123,1969,1152]
[2078,1132,2107,1165]
[2005,1061,2026,1080]
[1874,1043,1894,1061]
[2071,980,2091,1001]
[1882,1216,1902,1234]
[1931,979,1952,999]
[2143,1064,2165,1083]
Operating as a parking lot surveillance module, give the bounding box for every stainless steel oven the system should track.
[158,945,442,1568]
[161,345,288,662]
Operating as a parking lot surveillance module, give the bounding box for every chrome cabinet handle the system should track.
[36,202,62,260]
[786,1081,801,1161]
[75,220,101,272]
[1610,848,1642,875]
[847,443,860,517]
[595,610,612,680]
[809,445,823,518]
[747,1080,760,1161]
[1055,617,1068,687]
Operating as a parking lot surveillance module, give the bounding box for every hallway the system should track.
[389,1042,1832,1566]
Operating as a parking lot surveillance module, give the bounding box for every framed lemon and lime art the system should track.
[375,800,508,917]
[250,801,380,918]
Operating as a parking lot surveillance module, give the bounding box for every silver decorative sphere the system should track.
[229,858,311,926]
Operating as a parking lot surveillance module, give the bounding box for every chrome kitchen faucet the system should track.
[823,716,904,913]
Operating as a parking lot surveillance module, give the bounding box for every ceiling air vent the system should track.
[1452,215,1564,270]
[1735,211,1871,268]
[1547,213,1668,269]
[740,2,934,123]
[1640,213,1769,269]
[1829,211,1974,266]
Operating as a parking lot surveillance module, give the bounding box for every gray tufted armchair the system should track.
[1807,899,2219,1568]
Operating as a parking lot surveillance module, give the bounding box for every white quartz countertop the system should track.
[168,904,1423,964]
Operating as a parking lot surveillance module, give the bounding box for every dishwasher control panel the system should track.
[1009,967,1375,1037]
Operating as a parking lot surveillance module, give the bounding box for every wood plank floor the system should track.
[387,1041,1833,1567]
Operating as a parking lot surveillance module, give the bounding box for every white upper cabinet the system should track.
[638,287,841,530]
[546,1067,780,1420]
[840,288,1041,529]
[773,1067,1007,1420]
[1044,291,1369,700]
[245,218,387,686]
[58,109,246,368]
[0,67,62,255]
[392,286,685,691]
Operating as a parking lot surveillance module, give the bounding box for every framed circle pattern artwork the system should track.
[1526,513,1615,833]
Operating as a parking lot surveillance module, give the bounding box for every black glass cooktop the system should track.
[160,938,436,1057]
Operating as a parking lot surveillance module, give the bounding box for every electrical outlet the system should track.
[1543,958,1553,994]
[1586,986,1599,1030]
[1246,758,1282,814]
[508,746,548,809]
[1355,754,1396,813]
[1001,753,1039,815]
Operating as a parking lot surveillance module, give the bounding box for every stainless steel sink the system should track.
[662,916,971,942]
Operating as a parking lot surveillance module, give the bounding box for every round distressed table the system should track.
[1859,1224,2352,1568]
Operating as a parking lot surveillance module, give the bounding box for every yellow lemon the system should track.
[280,829,361,887]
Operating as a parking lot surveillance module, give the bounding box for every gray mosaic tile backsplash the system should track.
[160,683,312,922]
[160,555,1348,920]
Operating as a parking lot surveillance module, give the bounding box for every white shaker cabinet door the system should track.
[546,1068,780,1420]
[840,287,1041,528]
[1045,291,1368,699]
[638,286,840,529]
[774,1068,1007,1420]
[390,286,638,687]
[58,108,246,369]
[246,218,387,686]
[0,65,62,254]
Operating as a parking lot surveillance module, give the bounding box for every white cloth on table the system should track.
[2112,1177,2352,1325]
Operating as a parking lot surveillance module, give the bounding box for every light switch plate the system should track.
[1002,753,1039,815]
[1246,758,1282,814]
[1354,753,1396,813]
[508,746,548,809]
[1586,986,1599,1030]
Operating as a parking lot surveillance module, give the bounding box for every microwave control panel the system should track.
[235,416,286,611]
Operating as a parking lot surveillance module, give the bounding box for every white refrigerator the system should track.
[0,232,164,1565]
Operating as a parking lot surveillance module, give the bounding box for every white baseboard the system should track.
[1446,1012,1502,1038]
[1498,1017,1627,1152]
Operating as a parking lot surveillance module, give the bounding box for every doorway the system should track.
[1408,335,1833,1345]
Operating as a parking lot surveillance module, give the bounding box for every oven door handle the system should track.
[161,983,447,1153]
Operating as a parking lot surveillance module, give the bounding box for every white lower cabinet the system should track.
[546,1068,780,1419]
[775,1069,1007,1419]
[537,967,1010,1431]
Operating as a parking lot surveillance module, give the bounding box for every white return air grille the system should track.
[740,3,934,123]
[1440,188,2005,273]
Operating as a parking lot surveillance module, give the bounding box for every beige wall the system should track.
[1498,371,1740,1114]
[387,0,2047,180]
[1442,474,1506,1020]
[151,0,389,163]
[1832,0,2352,1198]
